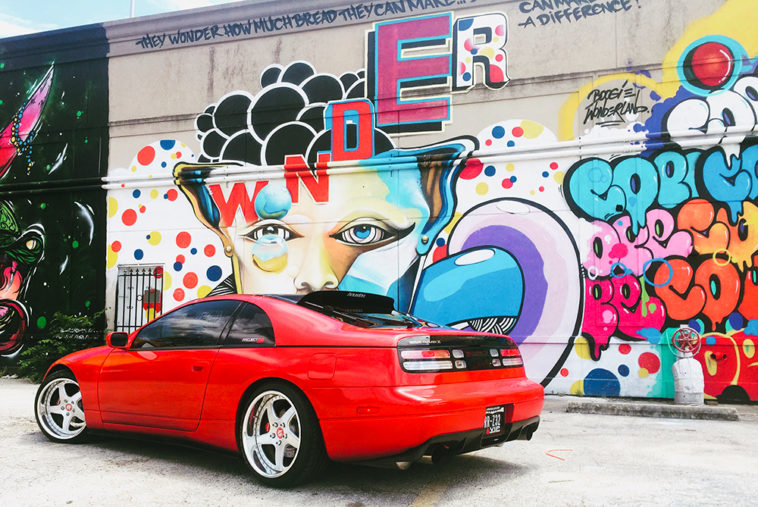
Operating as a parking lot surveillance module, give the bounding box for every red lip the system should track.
[0,299,28,355]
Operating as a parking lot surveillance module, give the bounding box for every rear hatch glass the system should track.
[296,291,441,329]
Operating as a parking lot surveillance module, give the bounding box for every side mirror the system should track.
[106,331,129,348]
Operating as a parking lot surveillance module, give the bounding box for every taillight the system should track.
[397,335,523,372]
[403,360,454,371]
[400,349,451,360]
[500,348,524,367]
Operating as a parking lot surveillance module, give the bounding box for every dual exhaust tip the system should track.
[393,422,538,469]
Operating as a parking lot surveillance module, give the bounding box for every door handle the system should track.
[192,365,205,372]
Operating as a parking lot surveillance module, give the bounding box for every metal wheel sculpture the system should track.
[671,327,701,356]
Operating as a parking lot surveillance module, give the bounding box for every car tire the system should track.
[34,369,89,443]
[238,382,327,488]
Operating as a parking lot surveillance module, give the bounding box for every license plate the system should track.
[484,405,505,436]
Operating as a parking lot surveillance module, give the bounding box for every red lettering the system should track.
[695,258,741,328]
[738,255,758,319]
[677,199,727,253]
[582,279,618,359]
[611,276,665,333]
[284,155,330,204]
[582,275,666,358]
[208,181,267,228]
[327,100,375,161]
[652,258,706,321]
[653,256,749,329]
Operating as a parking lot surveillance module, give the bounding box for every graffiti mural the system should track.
[103,0,757,400]
[0,69,50,355]
[0,26,109,359]
[555,5,758,400]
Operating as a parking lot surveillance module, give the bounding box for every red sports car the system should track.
[35,291,544,487]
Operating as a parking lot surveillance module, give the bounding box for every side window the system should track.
[131,300,240,349]
[224,303,275,347]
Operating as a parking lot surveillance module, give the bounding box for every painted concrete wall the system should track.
[0,26,109,357]
[2,0,757,401]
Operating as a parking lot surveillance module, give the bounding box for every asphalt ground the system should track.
[2,377,757,506]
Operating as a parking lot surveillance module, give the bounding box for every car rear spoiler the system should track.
[296,290,396,314]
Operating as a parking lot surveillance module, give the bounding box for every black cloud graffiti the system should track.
[136,0,463,49]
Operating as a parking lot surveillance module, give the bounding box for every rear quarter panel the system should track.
[201,346,399,419]
[201,343,536,425]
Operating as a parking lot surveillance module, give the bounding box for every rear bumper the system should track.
[361,416,541,467]
[312,377,544,461]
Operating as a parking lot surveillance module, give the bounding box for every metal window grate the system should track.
[115,265,165,333]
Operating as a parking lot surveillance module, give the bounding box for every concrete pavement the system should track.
[2,377,757,506]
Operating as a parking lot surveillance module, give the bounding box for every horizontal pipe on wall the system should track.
[100,127,756,190]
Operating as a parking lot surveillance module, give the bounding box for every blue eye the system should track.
[332,221,414,247]
[354,225,372,240]
[337,224,388,245]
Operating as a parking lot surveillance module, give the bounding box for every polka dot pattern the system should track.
[454,18,507,89]
[176,232,192,248]
[137,146,155,166]
[108,197,118,218]
[548,335,670,398]
[146,232,162,246]
[460,158,484,180]
[121,209,137,226]
[469,120,565,201]
[207,265,223,282]
[107,140,226,313]
[183,272,198,289]
[638,352,660,374]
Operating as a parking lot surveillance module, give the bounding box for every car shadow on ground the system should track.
[22,429,529,493]
[319,454,529,494]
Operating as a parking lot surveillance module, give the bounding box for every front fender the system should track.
[45,346,112,424]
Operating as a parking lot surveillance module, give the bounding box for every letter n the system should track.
[284,155,329,203]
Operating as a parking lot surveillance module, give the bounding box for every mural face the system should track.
[0,69,50,355]
[175,143,476,296]
[177,161,432,295]
[119,11,576,385]
[106,1,758,400]
[220,162,430,295]
[0,26,109,358]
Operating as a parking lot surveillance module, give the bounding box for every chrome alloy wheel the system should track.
[241,390,302,479]
[36,377,86,440]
